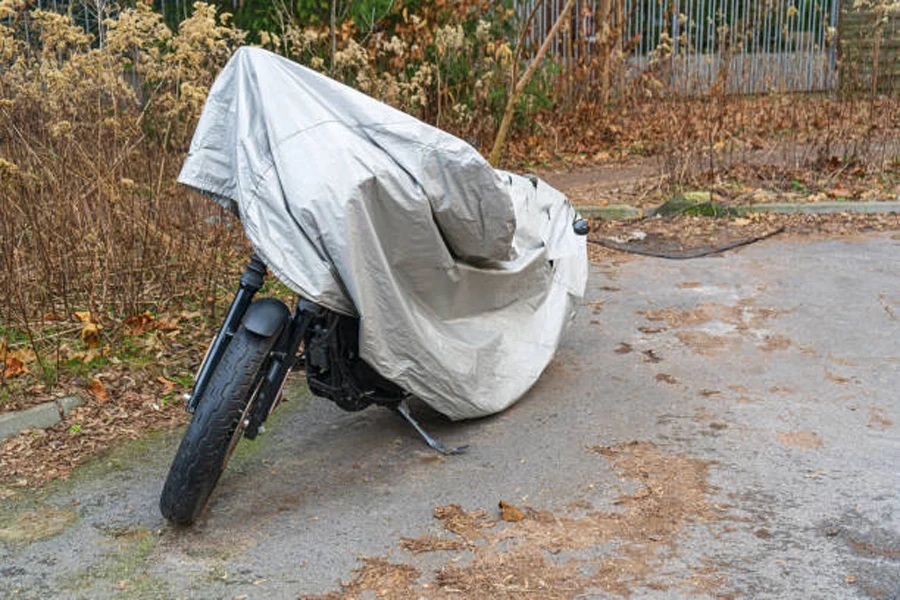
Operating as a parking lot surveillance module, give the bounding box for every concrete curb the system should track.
[578,201,900,220]
[0,396,85,443]
[738,201,900,215]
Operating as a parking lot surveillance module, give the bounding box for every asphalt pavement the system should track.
[1,232,898,599]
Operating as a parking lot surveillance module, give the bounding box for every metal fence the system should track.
[516,0,841,94]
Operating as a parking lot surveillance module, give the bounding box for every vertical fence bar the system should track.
[706,0,714,89]
[698,0,706,90]
[816,0,824,90]
[783,0,791,89]
[800,0,806,89]
[691,0,705,90]
[698,0,704,89]
[829,0,839,90]
[807,0,816,90]
[780,0,789,91]
[821,1,830,90]
[770,0,778,91]
[687,0,693,95]
[774,0,782,91]
[698,0,705,89]
[739,0,746,93]
[683,0,690,94]
[763,0,772,92]
[748,0,754,93]
[729,0,736,93]
[638,0,644,60]
[672,0,681,93]
[539,0,544,51]
[803,0,811,89]
[780,0,786,90]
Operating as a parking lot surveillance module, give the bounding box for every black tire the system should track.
[160,325,277,526]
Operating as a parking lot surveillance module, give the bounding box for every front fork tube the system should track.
[243,302,312,439]
[186,254,268,414]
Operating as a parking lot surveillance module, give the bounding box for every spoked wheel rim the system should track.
[221,360,269,470]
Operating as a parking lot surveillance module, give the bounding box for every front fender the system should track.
[243,298,290,338]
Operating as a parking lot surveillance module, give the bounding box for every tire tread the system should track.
[160,325,275,525]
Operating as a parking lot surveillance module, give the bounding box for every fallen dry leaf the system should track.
[499,500,525,522]
[80,323,102,349]
[123,311,155,336]
[156,376,176,395]
[155,314,181,332]
[2,356,28,379]
[73,311,92,323]
[88,377,109,403]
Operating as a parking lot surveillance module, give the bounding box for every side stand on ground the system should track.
[394,398,468,455]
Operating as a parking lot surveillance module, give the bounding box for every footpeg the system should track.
[394,399,468,455]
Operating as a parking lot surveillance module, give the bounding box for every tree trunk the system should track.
[330,0,337,74]
[597,0,612,103]
[489,0,577,166]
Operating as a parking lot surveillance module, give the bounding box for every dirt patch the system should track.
[614,342,633,354]
[675,331,735,357]
[879,294,899,321]
[638,326,666,334]
[538,158,662,208]
[641,304,741,329]
[588,240,643,264]
[642,349,662,363]
[759,335,792,352]
[848,539,900,560]
[867,408,893,431]
[637,300,787,359]
[776,431,823,450]
[826,370,852,385]
[640,302,781,332]
[304,441,725,599]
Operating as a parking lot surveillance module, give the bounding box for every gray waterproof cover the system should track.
[178,47,587,419]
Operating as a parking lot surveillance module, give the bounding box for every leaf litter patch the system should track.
[0,391,188,488]
[302,441,730,599]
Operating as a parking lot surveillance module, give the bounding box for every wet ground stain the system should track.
[0,507,77,543]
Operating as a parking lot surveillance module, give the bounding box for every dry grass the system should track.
[0,3,248,403]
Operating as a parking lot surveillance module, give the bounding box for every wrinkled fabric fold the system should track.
[178,47,587,419]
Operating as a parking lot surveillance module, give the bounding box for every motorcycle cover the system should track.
[178,47,588,420]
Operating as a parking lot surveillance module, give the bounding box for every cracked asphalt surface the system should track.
[1,232,898,599]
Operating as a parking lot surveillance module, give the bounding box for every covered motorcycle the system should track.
[179,47,587,420]
[161,47,588,526]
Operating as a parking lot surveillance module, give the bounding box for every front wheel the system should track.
[160,325,277,526]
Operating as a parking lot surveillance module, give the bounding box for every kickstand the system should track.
[394,398,468,455]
